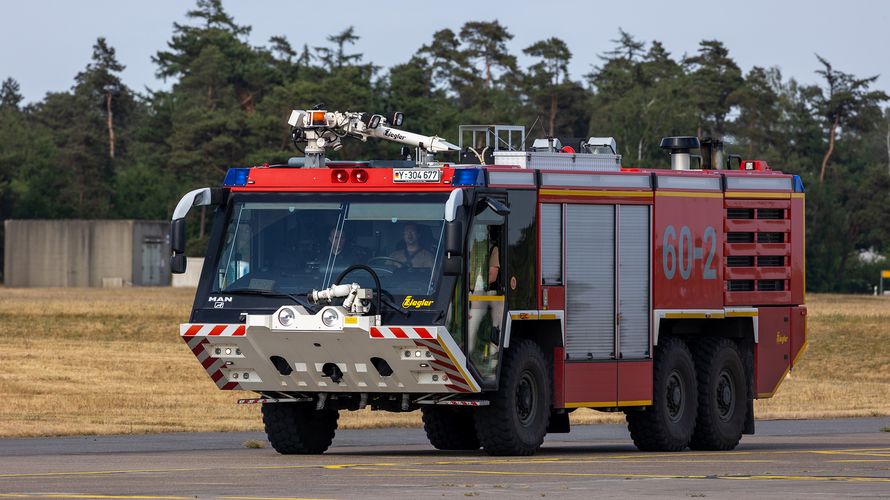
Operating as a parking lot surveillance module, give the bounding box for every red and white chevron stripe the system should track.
[412,338,473,393]
[181,323,246,337]
[369,326,435,339]
[181,328,239,391]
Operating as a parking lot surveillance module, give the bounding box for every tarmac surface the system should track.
[1,418,889,499]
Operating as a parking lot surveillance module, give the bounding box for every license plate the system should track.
[393,169,441,183]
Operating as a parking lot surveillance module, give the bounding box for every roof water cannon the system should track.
[288,108,458,168]
[660,136,700,170]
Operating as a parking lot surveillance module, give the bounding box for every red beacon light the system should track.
[351,169,368,183]
[331,169,349,183]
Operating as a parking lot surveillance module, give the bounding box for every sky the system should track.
[2,0,890,104]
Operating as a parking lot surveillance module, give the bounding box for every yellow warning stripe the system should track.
[655,191,723,199]
[469,295,505,302]
[539,189,651,198]
[791,193,805,199]
[565,400,652,409]
[509,312,559,321]
[757,364,791,399]
[725,310,758,318]
[663,312,725,319]
[725,191,790,199]
[435,335,479,393]
[793,339,809,366]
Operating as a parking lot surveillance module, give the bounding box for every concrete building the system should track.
[3,220,171,287]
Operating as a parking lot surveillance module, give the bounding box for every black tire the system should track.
[262,403,339,454]
[422,406,481,451]
[474,339,551,456]
[626,337,697,452]
[689,338,747,451]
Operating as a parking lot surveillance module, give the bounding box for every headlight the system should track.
[277,307,296,327]
[321,308,339,327]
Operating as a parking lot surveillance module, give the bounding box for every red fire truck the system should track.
[171,110,806,456]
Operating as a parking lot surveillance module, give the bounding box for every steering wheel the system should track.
[366,256,404,275]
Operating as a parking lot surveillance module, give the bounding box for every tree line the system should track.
[1,0,888,292]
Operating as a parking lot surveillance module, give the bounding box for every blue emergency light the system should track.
[451,168,486,187]
[223,168,250,187]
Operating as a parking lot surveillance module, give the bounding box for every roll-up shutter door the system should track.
[618,205,650,358]
[565,204,614,359]
[540,204,562,284]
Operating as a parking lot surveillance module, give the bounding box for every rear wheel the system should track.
[422,406,481,450]
[626,337,697,451]
[690,338,747,450]
[474,339,551,456]
[262,403,339,454]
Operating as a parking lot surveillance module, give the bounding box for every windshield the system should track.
[213,193,448,298]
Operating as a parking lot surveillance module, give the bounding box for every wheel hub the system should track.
[716,370,736,422]
[666,371,684,423]
[516,372,537,426]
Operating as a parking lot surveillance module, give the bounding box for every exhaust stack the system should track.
[700,137,725,170]
[660,136,700,170]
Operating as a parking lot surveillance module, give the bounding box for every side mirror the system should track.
[444,220,463,256]
[171,253,187,274]
[442,220,463,277]
[171,218,186,254]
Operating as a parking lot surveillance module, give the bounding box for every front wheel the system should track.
[689,338,747,450]
[474,339,551,456]
[262,403,339,454]
[422,406,480,450]
[626,337,698,451]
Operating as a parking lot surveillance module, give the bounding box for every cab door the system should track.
[465,198,506,385]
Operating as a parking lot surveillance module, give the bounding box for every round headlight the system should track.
[277,307,295,327]
[321,308,339,327]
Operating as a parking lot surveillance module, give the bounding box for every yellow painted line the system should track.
[469,295,505,302]
[540,189,652,198]
[0,495,192,500]
[348,466,709,480]
[655,191,723,199]
[719,475,890,483]
[223,497,333,500]
[0,467,216,479]
[725,192,790,199]
[791,193,805,199]
[539,313,558,320]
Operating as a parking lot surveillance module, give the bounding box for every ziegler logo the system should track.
[402,296,434,309]
[776,331,789,345]
[209,296,232,309]
[383,128,406,141]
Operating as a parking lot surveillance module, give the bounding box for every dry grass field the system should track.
[0,288,887,437]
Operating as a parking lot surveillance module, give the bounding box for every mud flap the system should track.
[547,410,570,433]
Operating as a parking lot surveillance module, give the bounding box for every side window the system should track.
[540,203,562,285]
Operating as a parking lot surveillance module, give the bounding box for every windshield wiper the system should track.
[377,290,410,317]
[224,288,315,310]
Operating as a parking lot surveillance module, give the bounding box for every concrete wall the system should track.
[3,220,170,287]
[172,257,205,288]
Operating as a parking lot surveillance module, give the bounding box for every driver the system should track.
[389,222,434,268]
[327,227,367,267]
